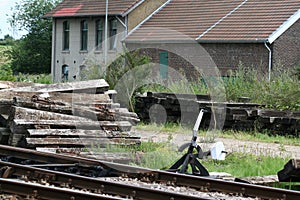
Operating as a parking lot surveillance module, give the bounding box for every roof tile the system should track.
[45,0,142,17]
[126,0,300,43]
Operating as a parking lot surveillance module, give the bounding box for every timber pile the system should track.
[0,80,141,158]
[135,92,299,135]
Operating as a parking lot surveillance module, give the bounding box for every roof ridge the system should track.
[196,0,249,40]
[122,0,145,17]
[126,0,172,37]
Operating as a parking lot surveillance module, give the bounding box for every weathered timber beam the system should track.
[26,137,140,146]
[10,106,90,121]
[27,129,140,139]
[5,79,109,94]
[10,119,132,134]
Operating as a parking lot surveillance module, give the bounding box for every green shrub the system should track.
[0,64,16,81]
[143,64,300,111]
[15,73,52,84]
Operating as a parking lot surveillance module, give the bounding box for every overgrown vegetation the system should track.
[143,64,300,111]
[0,64,16,81]
[80,49,152,111]
[5,0,61,74]
[92,135,290,178]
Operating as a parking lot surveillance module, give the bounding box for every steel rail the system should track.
[0,161,210,200]
[0,178,121,200]
[1,145,300,199]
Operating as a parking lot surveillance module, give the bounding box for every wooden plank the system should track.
[10,119,132,134]
[26,138,140,146]
[27,129,140,139]
[7,79,109,94]
[10,106,90,121]
[0,100,12,115]
[7,92,111,105]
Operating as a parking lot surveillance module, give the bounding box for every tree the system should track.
[7,0,61,74]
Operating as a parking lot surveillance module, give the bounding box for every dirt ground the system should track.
[134,129,300,159]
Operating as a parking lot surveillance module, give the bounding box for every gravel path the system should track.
[135,129,300,159]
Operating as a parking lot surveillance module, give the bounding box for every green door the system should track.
[159,52,168,79]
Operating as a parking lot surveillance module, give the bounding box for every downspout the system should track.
[264,41,272,81]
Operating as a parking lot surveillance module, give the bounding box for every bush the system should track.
[0,64,16,81]
[224,65,300,111]
[15,73,52,84]
[143,64,300,111]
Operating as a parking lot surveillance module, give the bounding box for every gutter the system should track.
[264,41,272,81]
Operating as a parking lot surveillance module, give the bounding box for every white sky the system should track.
[0,0,27,39]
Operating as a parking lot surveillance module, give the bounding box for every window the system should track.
[80,20,88,51]
[63,21,70,50]
[109,19,117,50]
[95,19,103,50]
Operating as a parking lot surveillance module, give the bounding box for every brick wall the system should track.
[201,43,269,75]
[127,23,299,79]
[273,20,300,69]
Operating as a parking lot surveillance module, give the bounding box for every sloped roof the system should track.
[126,0,300,43]
[44,0,143,18]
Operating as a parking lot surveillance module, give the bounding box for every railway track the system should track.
[0,144,299,200]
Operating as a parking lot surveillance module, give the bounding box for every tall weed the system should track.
[143,64,300,111]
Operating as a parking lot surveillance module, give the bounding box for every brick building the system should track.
[125,0,300,80]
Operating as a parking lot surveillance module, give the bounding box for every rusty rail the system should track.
[0,178,121,200]
[0,161,208,200]
[0,145,300,199]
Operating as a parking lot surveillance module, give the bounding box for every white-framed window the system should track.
[109,19,117,50]
[95,19,103,50]
[63,21,70,50]
[80,20,88,51]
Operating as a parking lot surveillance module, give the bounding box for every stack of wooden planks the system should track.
[0,79,141,156]
[135,92,300,135]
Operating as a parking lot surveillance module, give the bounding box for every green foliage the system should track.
[0,64,16,81]
[223,64,300,111]
[0,35,15,45]
[203,153,289,177]
[106,49,151,89]
[143,63,300,111]
[6,0,61,74]
[295,66,300,80]
[15,73,52,84]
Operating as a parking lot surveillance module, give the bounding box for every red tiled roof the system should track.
[44,0,142,17]
[126,0,300,43]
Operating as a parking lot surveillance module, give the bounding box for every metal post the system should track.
[104,0,108,65]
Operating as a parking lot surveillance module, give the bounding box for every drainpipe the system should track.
[264,41,272,81]
[104,0,108,65]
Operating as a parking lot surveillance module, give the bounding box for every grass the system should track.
[202,153,289,177]
[89,123,296,179]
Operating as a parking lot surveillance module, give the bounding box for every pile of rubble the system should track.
[0,80,141,157]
